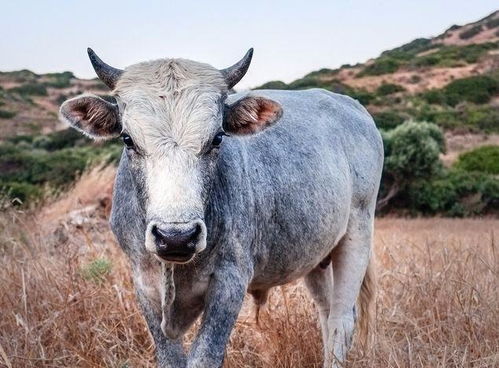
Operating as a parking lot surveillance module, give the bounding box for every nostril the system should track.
[151,223,202,250]
[151,225,166,245]
[192,223,202,240]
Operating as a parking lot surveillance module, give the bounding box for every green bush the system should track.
[357,57,401,77]
[373,111,406,130]
[381,38,436,60]
[485,17,499,29]
[376,83,405,96]
[347,89,375,106]
[0,109,16,119]
[412,42,498,67]
[44,72,74,88]
[0,134,121,204]
[443,76,498,106]
[1,181,43,204]
[81,258,112,283]
[454,145,499,174]
[459,25,483,40]
[9,83,48,96]
[377,121,445,211]
[423,75,499,107]
[463,105,499,132]
[257,80,288,90]
[383,121,445,179]
[408,169,499,216]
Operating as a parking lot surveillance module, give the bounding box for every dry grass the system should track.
[0,168,497,368]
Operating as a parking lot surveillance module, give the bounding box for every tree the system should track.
[377,121,445,211]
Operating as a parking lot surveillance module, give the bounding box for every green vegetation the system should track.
[44,72,74,88]
[357,42,498,76]
[459,25,483,40]
[378,121,499,216]
[9,83,48,96]
[357,58,401,77]
[257,80,288,90]
[485,17,499,29]
[378,121,445,210]
[81,258,112,283]
[372,111,406,130]
[407,169,499,216]
[454,145,499,175]
[376,83,405,96]
[423,75,498,106]
[0,129,121,204]
[0,109,16,119]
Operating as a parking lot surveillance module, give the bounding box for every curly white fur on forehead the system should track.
[114,58,227,154]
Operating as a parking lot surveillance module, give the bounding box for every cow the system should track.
[59,48,383,368]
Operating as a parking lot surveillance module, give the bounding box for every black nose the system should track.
[152,224,201,261]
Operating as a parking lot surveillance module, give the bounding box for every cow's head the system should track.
[60,48,282,264]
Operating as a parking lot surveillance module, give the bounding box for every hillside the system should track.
[257,10,499,134]
[0,71,108,138]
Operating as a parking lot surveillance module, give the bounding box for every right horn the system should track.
[220,48,254,89]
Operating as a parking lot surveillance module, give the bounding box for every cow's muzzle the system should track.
[146,219,206,264]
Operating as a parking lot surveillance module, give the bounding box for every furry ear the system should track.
[59,94,121,138]
[224,96,282,135]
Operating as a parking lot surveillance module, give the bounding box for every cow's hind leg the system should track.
[304,260,334,364]
[326,210,374,367]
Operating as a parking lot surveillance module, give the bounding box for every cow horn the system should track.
[220,48,253,89]
[87,48,123,90]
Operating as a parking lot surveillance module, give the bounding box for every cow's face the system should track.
[60,49,282,264]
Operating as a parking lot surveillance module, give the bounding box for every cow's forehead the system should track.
[115,58,226,94]
[115,59,226,154]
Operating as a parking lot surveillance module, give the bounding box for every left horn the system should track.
[220,48,253,89]
[87,48,123,90]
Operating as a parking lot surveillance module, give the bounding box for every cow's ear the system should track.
[224,96,282,135]
[59,94,121,139]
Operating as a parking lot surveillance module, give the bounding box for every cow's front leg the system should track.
[187,264,248,368]
[133,268,187,368]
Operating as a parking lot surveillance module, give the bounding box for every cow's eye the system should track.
[121,133,134,149]
[212,132,226,147]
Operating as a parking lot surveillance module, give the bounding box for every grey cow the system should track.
[60,48,383,368]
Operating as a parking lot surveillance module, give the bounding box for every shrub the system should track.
[9,83,48,96]
[0,110,16,119]
[357,57,401,77]
[0,135,121,204]
[454,145,499,174]
[257,80,288,90]
[459,25,483,40]
[378,121,445,210]
[443,75,498,106]
[485,17,499,29]
[0,181,43,204]
[81,258,112,283]
[44,72,74,88]
[412,42,498,67]
[381,38,438,61]
[408,169,499,216]
[373,111,406,130]
[422,75,499,107]
[32,129,91,151]
[463,105,499,132]
[347,89,375,106]
[409,75,421,84]
[376,83,405,96]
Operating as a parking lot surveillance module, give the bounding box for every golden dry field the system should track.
[0,168,497,368]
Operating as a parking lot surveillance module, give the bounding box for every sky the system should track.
[1,1,498,89]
